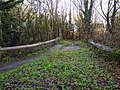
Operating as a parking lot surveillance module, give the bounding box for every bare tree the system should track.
[60,7,67,39]
[73,0,95,39]
[100,0,120,34]
[45,0,61,39]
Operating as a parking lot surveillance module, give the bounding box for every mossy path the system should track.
[0,41,118,89]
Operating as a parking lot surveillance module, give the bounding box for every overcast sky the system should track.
[58,0,108,23]
[61,0,108,23]
[23,0,108,23]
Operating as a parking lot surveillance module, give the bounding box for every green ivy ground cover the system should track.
[0,41,118,89]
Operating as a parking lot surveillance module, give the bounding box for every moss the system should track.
[113,48,120,54]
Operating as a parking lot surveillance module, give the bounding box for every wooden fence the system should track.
[0,39,56,56]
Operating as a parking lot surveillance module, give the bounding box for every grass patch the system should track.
[58,40,72,47]
[0,48,117,89]
[58,40,89,48]
[74,40,89,48]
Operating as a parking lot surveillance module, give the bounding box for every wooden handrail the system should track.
[0,39,56,55]
[1,39,56,51]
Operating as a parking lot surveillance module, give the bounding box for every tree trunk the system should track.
[111,0,117,35]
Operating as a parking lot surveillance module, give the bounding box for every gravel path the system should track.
[63,44,80,50]
[0,44,80,73]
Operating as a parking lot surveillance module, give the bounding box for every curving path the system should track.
[0,44,80,73]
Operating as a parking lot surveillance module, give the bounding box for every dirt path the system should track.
[0,44,80,73]
[0,44,63,73]
[0,50,50,73]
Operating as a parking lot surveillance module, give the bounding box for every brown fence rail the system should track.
[0,39,56,56]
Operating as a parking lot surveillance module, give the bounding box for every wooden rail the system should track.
[0,39,56,56]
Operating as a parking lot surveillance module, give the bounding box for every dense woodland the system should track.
[0,0,120,47]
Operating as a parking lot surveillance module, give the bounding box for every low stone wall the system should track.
[88,39,120,61]
[0,39,56,56]
[88,39,114,52]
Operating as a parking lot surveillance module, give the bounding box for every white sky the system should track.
[59,0,108,23]
[23,0,108,23]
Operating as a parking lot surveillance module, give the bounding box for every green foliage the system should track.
[90,45,120,63]
[0,6,61,47]
[114,48,120,54]
[1,10,21,47]
[0,47,117,89]
[0,55,12,62]
[67,23,73,31]
[0,47,48,62]
[58,40,72,46]
[74,40,89,48]
[0,0,23,11]
[112,48,120,61]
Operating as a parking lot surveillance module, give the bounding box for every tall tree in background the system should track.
[69,0,74,40]
[100,0,120,34]
[0,0,23,46]
[46,0,61,39]
[0,0,66,47]
[83,0,95,38]
[73,0,95,39]
[60,7,68,39]
[115,12,120,31]
[0,0,23,11]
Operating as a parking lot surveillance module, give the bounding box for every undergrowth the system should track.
[0,47,48,62]
[0,47,117,89]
